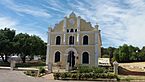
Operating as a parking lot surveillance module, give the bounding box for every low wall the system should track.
[118,66,145,76]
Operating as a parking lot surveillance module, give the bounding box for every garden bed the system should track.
[53,65,119,81]
[24,67,47,77]
[53,72,118,81]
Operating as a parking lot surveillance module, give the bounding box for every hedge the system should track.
[53,72,118,80]
[77,65,107,73]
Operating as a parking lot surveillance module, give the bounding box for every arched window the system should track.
[75,29,77,32]
[69,36,74,45]
[83,35,88,45]
[82,52,89,64]
[67,29,69,33]
[56,36,61,45]
[55,51,60,62]
[70,29,74,32]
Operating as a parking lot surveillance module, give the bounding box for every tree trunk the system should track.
[29,55,33,61]
[21,56,26,63]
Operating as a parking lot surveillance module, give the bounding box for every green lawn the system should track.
[118,75,145,81]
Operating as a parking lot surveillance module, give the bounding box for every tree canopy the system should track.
[0,28,46,63]
[0,28,16,62]
[102,44,145,63]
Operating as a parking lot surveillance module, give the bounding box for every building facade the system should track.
[46,12,102,69]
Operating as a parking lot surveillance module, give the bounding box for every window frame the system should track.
[69,36,75,45]
[83,35,89,45]
[70,29,74,32]
[82,52,90,64]
[56,36,61,45]
[54,51,61,63]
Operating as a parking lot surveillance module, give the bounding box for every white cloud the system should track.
[15,23,47,42]
[43,0,67,14]
[16,27,47,42]
[68,0,145,48]
[0,16,17,29]
[1,0,145,48]
[0,0,51,18]
[123,14,145,48]
[0,15,46,42]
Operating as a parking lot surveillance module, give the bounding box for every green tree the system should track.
[28,35,46,60]
[128,45,139,61]
[113,44,141,62]
[107,47,116,64]
[14,33,31,63]
[138,47,145,61]
[113,49,119,62]
[14,33,46,63]
[101,47,109,57]
[0,28,15,62]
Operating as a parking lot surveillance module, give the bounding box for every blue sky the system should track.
[0,0,145,48]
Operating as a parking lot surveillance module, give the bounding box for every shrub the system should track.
[107,73,116,79]
[53,66,118,80]
[60,72,70,79]
[93,67,105,73]
[79,73,87,80]
[81,73,92,80]
[16,61,45,67]
[53,73,61,80]
[39,67,45,73]
[78,65,106,73]
[24,67,47,77]
[24,70,37,77]
[70,73,79,80]
[101,73,107,78]
[53,72,117,80]
[0,62,10,67]
[78,65,93,73]
[92,73,117,79]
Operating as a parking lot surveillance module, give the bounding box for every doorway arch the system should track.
[65,48,78,69]
[67,51,75,67]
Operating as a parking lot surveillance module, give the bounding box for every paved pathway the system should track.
[0,70,49,82]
